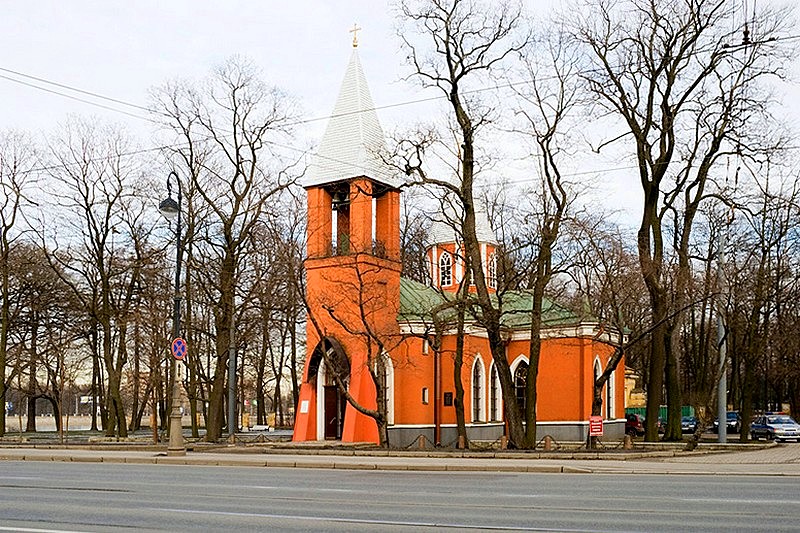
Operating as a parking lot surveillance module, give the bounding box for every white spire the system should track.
[304,49,400,188]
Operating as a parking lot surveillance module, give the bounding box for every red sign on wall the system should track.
[589,416,604,436]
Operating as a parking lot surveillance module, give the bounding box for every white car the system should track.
[750,414,800,442]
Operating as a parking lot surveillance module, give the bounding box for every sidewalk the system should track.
[2,442,799,475]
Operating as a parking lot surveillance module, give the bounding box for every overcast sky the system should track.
[0,1,423,139]
[1,1,797,225]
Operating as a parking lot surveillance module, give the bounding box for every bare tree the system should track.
[726,165,800,440]
[567,216,650,444]
[0,130,35,437]
[41,118,143,438]
[109,195,163,433]
[572,0,795,440]
[396,0,536,447]
[152,57,300,440]
[239,198,304,428]
[400,189,432,285]
[509,29,580,446]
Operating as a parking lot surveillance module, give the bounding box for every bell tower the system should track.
[294,45,402,443]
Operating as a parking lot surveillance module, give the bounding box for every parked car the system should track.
[625,414,645,436]
[681,416,698,434]
[750,414,800,442]
[713,411,741,434]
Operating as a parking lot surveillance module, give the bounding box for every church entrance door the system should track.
[324,385,346,439]
[308,338,350,440]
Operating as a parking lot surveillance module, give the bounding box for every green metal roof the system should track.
[495,289,579,327]
[398,277,581,329]
[398,277,452,323]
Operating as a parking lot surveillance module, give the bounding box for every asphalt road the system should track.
[1,461,799,532]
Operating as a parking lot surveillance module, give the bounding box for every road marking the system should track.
[685,498,800,505]
[0,527,90,533]
[157,507,610,532]
[250,485,542,497]
[251,485,366,493]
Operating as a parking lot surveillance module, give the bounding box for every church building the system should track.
[292,43,625,447]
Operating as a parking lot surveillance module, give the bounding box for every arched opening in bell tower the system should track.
[307,337,351,440]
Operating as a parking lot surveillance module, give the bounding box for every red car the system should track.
[625,414,645,436]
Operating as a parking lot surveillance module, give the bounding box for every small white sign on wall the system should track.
[300,400,309,414]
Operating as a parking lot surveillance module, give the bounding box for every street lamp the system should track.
[159,170,186,456]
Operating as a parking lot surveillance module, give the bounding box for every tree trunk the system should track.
[129,323,141,432]
[206,248,235,441]
[639,193,668,442]
[272,381,281,427]
[105,364,128,438]
[25,319,39,432]
[789,382,800,422]
[90,326,100,431]
[0,256,8,437]
[525,314,542,449]
[102,320,127,438]
[645,317,668,441]
[663,327,683,441]
[289,305,299,413]
[257,342,267,426]
[525,241,556,449]
[133,380,153,433]
[25,396,36,432]
[205,354,228,440]
[188,362,199,438]
[47,395,61,432]
[740,357,756,440]
[453,302,468,449]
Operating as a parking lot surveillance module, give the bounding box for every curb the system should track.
[1,451,575,471]
[1,451,798,476]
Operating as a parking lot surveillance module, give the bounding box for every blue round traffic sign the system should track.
[171,337,188,361]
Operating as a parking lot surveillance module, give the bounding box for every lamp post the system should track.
[159,170,186,456]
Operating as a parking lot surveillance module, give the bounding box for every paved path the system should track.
[2,443,799,475]
[666,443,800,464]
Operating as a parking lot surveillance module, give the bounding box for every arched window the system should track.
[490,364,501,421]
[514,361,528,413]
[439,251,453,287]
[472,358,485,422]
[594,359,606,419]
[487,252,497,289]
[606,369,615,419]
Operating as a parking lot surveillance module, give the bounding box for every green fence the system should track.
[625,405,695,419]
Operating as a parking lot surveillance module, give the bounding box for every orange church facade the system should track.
[292,49,625,447]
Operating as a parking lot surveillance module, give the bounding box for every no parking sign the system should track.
[171,337,188,361]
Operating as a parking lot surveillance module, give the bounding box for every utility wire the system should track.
[0,73,160,124]
[0,66,157,114]
[6,32,800,130]
[3,31,799,178]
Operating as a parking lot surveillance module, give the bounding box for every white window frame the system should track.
[606,368,615,419]
[489,362,502,421]
[375,353,395,426]
[510,355,529,413]
[471,356,486,423]
[439,251,453,287]
[487,252,497,289]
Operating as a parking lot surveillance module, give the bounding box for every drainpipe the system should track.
[434,342,441,446]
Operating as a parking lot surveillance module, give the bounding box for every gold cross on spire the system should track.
[349,23,361,48]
